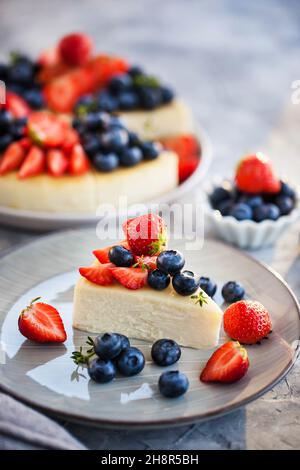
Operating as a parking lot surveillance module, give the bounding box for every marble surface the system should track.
[1,0,300,450]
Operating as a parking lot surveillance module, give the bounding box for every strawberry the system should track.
[0,142,26,175]
[200,341,249,383]
[134,255,157,271]
[38,46,61,68]
[223,300,272,344]
[93,240,129,264]
[79,263,114,286]
[43,74,80,113]
[69,144,90,175]
[123,214,167,256]
[18,145,46,179]
[61,126,79,153]
[235,153,281,194]
[47,149,69,176]
[27,111,65,147]
[110,267,148,290]
[160,135,200,183]
[19,137,32,150]
[178,154,199,183]
[5,91,31,118]
[59,33,93,66]
[18,297,67,343]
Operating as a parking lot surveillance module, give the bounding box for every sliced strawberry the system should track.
[18,297,67,343]
[38,46,61,68]
[110,267,148,290]
[6,92,31,118]
[27,111,65,147]
[0,142,26,175]
[69,144,90,175]
[61,126,79,153]
[178,154,199,183]
[134,255,157,271]
[47,149,69,176]
[123,213,167,256]
[59,33,93,66]
[160,135,200,183]
[43,74,80,113]
[19,137,32,150]
[18,145,46,179]
[200,341,249,384]
[79,263,114,286]
[93,240,129,264]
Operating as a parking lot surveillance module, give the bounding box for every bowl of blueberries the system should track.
[205,153,299,249]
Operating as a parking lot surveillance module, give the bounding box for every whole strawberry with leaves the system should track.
[123,213,167,256]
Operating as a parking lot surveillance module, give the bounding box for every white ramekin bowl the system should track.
[203,179,300,250]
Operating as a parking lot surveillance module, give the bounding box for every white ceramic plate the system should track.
[0,229,299,429]
[0,124,212,231]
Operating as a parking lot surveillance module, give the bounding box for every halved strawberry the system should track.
[110,267,148,290]
[93,240,129,264]
[38,46,61,68]
[43,74,80,113]
[19,137,32,150]
[200,341,249,384]
[123,213,167,256]
[61,126,79,153]
[5,92,31,118]
[79,263,114,285]
[59,33,93,66]
[0,142,26,175]
[69,144,90,175]
[18,297,67,343]
[134,255,157,271]
[18,145,46,179]
[27,111,65,147]
[47,149,69,176]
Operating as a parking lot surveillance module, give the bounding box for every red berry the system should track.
[200,341,249,383]
[59,33,93,66]
[18,297,67,343]
[110,267,148,290]
[47,149,69,176]
[79,263,114,286]
[93,240,129,264]
[224,300,272,344]
[5,91,31,118]
[0,142,26,175]
[69,144,90,175]
[123,214,167,256]
[28,111,65,148]
[160,134,200,182]
[235,153,281,194]
[18,145,46,179]
[134,255,157,271]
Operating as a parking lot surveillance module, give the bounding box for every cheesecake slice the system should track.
[73,271,223,349]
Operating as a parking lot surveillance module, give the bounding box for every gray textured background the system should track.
[0,0,300,450]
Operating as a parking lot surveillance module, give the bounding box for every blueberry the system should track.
[238,195,263,209]
[93,152,119,172]
[98,91,118,112]
[222,281,245,303]
[8,61,34,85]
[279,181,295,200]
[82,134,101,157]
[23,88,44,109]
[100,129,129,152]
[0,109,13,131]
[158,371,189,398]
[128,131,141,147]
[230,203,253,221]
[109,74,133,93]
[161,86,175,104]
[128,65,144,77]
[275,195,294,216]
[253,203,280,222]
[10,122,26,139]
[74,94,95,113]
[109,115,125,129]
[0,63,8,80]
[118,91,139,110]
[139,87,162,109]
[217,199,232,216]
[116,347,145,377]
[88,357,116,383]
[109,245,135,267]
[0,134,13,151]
[117,334,130,353]
[209,184,232,209]
[7,83,25,96]
[157,250,185,276]
[151,339,181,367]
[199,277,217,297]
[94,332,123,360]
[119,146,143,167]
[141,141,162,160]
[82,112,110,131]
[148,269,170,290]
[172,270,199,296]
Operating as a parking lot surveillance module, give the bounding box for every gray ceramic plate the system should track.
[0,229,299,429]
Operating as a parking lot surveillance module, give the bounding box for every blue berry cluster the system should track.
[0,54,44,109]
[209,181,296,222]
[73,111,161,172]
[74,66,175,114]
[0,109,27,152]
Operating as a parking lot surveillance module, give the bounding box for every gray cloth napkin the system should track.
[0,392,86,450]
